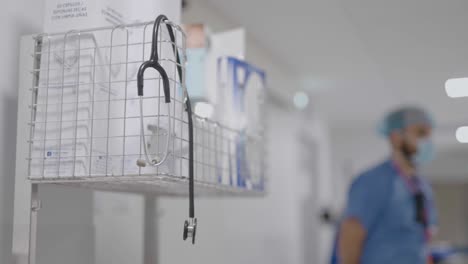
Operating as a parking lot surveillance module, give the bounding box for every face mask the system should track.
[185,48,207,99]
[412,138,435,166]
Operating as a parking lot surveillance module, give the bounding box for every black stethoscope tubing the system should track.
[137,15,195,220]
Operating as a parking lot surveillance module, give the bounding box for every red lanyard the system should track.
[392,162,431,242]
[392,161,420,192]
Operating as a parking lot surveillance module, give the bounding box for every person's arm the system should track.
[426,184,438,264]
[425,181,438,240]
[338,170,392,264]
[338,218,366,264]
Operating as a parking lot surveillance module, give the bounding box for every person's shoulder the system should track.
[346,160,396,203]
[352,160,395,187]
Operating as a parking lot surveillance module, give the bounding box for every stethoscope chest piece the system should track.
[183,218,197,244]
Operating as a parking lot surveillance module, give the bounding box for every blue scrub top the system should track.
[331,159,437,264]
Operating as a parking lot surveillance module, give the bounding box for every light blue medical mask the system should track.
[412,138,435,166]
[185,48,207,99]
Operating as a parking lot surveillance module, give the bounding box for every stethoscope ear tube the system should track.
[184,96,195,218]
[138,14,196,244]
[137,60,171,103]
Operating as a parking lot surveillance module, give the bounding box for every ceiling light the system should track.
[293,91,309,110]
[445,78,468,98]
[456,127,468,143]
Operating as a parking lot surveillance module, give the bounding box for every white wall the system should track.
[295,111,336,264]
[330,125,389,179]
[0,1,44,263]
[94,192,143,264]
[35,186,95,264]
[432,183,468,246]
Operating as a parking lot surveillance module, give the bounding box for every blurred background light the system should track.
[445,78,468,98]
[455,126,468,143]
[293,91,309,110]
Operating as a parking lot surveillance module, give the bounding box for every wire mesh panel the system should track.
[26,20,265,196]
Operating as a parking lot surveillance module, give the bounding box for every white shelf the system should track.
[29,175,265,197]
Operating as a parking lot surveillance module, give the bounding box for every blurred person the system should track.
[334,107,438,264]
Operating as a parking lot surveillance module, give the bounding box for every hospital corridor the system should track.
[2,0,468,264]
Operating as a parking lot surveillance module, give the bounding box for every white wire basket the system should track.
[26,18,266,197]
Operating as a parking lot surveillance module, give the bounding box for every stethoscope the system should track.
[136,14,196,244]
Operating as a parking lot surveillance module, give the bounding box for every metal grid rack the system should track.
[26,19,265,196]
[13,15,266,264]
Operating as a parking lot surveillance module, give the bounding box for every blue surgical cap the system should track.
[379,107,434,136]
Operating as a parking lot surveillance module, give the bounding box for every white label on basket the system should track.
[45,149,71,158]
[91,151,112,175]
[49,2,88,21]
[44,0,182,32]
[124,157,137,174]
[48,2,124,25]
[43,148,74,176]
